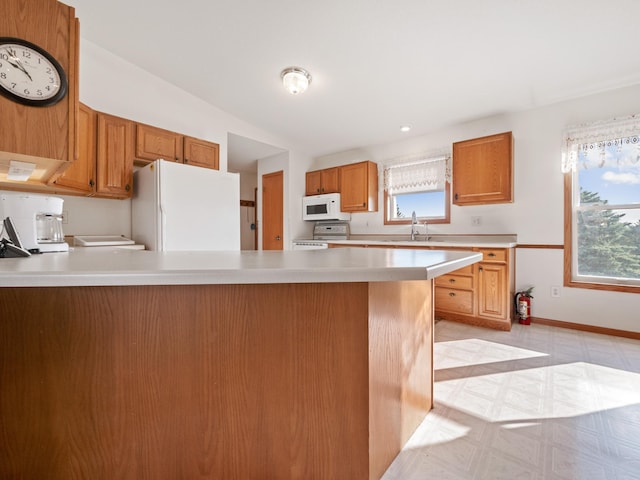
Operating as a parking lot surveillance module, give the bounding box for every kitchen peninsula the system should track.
[0,247,481,480]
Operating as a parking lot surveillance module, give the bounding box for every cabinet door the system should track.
[52,103,96,194]
[183,136,219,170]
[435,287,474,314]
[478,263,508,319]
[305,170,323,195]
[321,167,340,194]
[96,113,134,198]
[453,131,512,205]
[0,0,79,186]
[136,123,183,163]
[340,161,378,212]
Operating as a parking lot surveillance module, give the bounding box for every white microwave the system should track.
[302,193,351,221]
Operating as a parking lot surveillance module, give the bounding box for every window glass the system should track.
[389,191,446,220]
[572,140,640,286]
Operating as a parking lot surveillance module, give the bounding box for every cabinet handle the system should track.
[455,193,458,200]
[184,158,189,163]
[449,278,456,283]
[362,203,366,207]
[479,266,483,272]
[275,235,281,241]
[488,252,496,257]
[448,292,456,297]
[89,179,95,187]
[125,184,131,192]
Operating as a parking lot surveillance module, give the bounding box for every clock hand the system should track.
[4,48,33,81]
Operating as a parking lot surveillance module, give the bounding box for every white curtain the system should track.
[383,153,451,195]
[562,114,640,172]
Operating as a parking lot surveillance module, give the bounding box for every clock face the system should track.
[0,37,67,107]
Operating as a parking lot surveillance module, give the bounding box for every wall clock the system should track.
[0,37,68,107]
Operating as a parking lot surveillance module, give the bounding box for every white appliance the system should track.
[0,192,69,253]
[291,221,349,250]
[302,193,350,221]
[132,160,240,251]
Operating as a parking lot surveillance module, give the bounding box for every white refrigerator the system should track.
[131,160,240,251]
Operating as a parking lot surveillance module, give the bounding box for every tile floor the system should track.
[382,320,640,480]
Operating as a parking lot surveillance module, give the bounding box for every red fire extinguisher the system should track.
[514,287,534,325]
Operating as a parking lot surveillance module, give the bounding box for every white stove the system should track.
[292,221,349,250]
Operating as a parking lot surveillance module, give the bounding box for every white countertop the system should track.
[0,247,482,287]
[327,235,517,248]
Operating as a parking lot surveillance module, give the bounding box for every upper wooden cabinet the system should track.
[340,161,378,212]
[52,103,96,194]
[305,167,339,195]
[96,112,134,198]
[452,131,513,205]
[0,0,79,187]
[136,123,219,170]
[183,136,219,170]
[53,106,133,199]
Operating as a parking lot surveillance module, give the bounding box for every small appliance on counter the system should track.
[292,221,350,250]
[0,192,69,253]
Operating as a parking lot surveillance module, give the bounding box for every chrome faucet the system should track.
[411,211,420,241]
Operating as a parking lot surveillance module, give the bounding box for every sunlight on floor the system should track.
[382,321,640,480]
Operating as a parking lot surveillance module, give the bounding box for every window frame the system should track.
[383,181,451,225]
[563,172,640,294]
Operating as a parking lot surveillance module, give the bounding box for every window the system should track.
[383,153,451,225]
[563,115,640,291]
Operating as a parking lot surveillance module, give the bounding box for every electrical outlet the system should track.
[471,216,481,226]
[62,210,69,224]
[551,286,561,298]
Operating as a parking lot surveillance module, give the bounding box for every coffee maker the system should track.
[0,192,69,253]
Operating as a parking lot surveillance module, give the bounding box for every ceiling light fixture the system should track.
[400,125,412,132]
[281,67,312,95]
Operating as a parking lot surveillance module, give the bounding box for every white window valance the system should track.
[383,152,451,195]
[562,114,640,172]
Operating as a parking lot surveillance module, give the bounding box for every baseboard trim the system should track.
[531,317,640,340]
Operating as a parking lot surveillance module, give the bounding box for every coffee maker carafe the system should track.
[0,193,69,253]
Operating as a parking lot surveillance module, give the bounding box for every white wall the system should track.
[311,84,640,333]
[54,39,313,245]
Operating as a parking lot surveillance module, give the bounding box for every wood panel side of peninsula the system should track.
[0,280,433,480]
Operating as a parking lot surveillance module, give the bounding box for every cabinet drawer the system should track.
[435,274,473,289]
[435,287,474,314]
[477,248,507,263]
[450,264,474,275]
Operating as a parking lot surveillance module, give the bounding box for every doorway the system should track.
[262,170,283,250]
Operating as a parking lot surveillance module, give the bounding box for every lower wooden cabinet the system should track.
[434,247,514,330]
[329,242,515,330]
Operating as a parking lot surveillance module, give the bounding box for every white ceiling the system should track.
[66,0,640,171]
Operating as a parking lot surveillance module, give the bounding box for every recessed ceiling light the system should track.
[400,125,411,132]
[281,67,312,95]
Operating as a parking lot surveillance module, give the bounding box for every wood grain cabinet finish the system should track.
[333,243,516,331]
[339,161,378,212]
[452,131,513,205]
[183,136,219,170]
[96,112,134,198]
[52,103,96,194]
[434,246,514,330]
[0,280,433,480]
[136,123,220,170]
[305,167,340,195]
[135,123,183,163]
[0,0,79,187]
